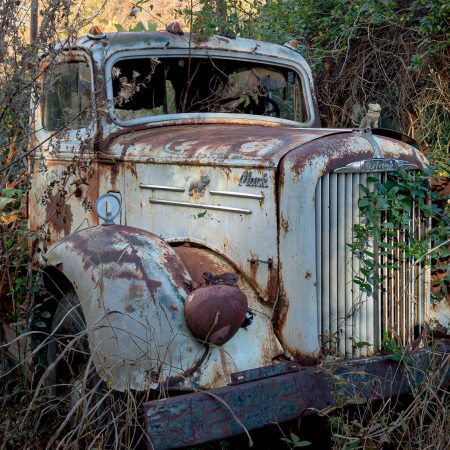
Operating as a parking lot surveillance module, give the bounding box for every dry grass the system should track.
[321,344,450,450]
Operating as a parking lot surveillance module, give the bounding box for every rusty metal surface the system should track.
[185,285,248,346]
[79,32,312,69]
[107,124,345,168]
[145,344,450,449]
[124,161,279,303]
[170,246,284,389]
[102,127,350,306]
[277,132,428,358]
[29,29,436,399]
[45,233,284,390]
[44,225,206,392]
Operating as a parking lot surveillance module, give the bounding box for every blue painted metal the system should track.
[144,343,450,449]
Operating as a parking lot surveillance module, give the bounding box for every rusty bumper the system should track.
[144,343,450,449]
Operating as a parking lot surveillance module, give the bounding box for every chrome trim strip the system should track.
[149,199,252,214]
[139,184,185,192]
[334,159,418,173]
[209,190,264,200]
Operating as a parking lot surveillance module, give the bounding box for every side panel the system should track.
[122,163,279,303]
[29,158,99,239]
[172,246,284,389]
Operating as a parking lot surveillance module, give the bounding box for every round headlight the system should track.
[95,193,121,225]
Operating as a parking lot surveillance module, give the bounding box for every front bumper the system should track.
[144,343,450,449]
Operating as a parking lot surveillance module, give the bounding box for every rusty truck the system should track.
[17,28,449,448]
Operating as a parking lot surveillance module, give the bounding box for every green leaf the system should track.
[355,341,372,348]
[114,23,124,32]
[40,311,51,319]
[1,188,21,197]
[358,198,370,208]
[0,197,16,211]
[35,321,47,328]
[131,21,146,32]
[147,22,157,32]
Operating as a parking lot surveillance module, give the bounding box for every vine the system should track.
[351,166,449,305]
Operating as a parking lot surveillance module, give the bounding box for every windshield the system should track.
[111,57,309,123]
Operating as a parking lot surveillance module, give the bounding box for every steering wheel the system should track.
[263,96,280,117]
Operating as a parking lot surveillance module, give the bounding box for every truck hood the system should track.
[107,124,350,168]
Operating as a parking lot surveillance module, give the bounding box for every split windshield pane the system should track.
[111,57,308,123]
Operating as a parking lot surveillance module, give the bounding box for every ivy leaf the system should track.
[131,21,146,32]
[0,197,16,211]
[358,198,370,208]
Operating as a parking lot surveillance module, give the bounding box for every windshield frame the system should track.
[105,49,316,128]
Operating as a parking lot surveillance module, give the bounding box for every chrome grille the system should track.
[315,172,429,357]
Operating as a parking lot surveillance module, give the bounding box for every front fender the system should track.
[44,225,206,391]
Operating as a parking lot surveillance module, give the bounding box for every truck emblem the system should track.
[188,174,210,197]
[334,159,418,173]
[239,170,269,188]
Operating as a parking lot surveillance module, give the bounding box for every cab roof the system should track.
[76,32,311,76]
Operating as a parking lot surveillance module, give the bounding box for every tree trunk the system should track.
[30,0,38,45]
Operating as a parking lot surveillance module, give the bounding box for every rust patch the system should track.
[64,226,165,298]
[286,132,425,181]
[272,278,288,336]
[185,285,248,346]
[280,215,289,234]
[45,191,73,236]
[291,351,318,366]
[129,162,138,178]
[105,123,341,166]
[109,163,119,189]
[248,255,258,284]
[266,266,278,304]
[174,246,228,286]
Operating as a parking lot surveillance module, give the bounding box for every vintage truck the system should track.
[23,28,449,448]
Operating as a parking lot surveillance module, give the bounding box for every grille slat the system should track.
[320,174,330,348]
[337,174,346,356]
[351,173,361,356]
[329,175,339,343]
[316,171,428,356]
[344,174,354,356]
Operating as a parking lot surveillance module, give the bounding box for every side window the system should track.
[42,61,92,131]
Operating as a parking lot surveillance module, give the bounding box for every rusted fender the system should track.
[44,225,206,392]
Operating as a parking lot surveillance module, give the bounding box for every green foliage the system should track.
[382,331,414,363]
[351,166,449,302]
[281,432,312,448]
[114,21,158,32]
[196,0,449,163]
